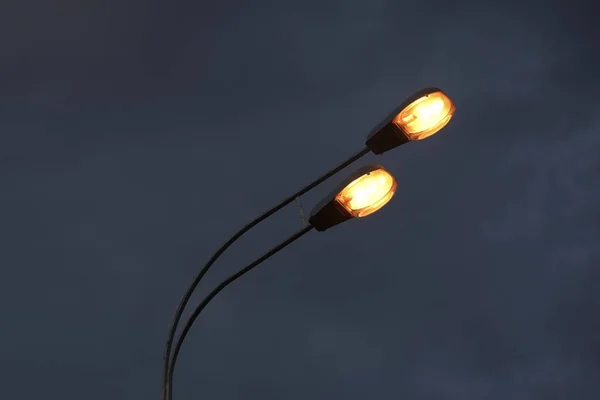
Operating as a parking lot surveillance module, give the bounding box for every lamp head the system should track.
[365,87,455,155]
[308,165,397,232]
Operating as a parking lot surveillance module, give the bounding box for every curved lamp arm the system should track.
[162,147,369,400]
[167,225,314,400]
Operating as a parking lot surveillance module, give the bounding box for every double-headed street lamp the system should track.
[162,87,456,400]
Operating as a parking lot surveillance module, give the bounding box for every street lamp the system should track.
[309,165,397,231]
[366,88,455,154]
[162,87,455,400]
[167,165,399,400]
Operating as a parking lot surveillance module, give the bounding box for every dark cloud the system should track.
[1,0,598,399]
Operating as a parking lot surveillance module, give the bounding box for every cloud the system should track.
[1,0,599,399]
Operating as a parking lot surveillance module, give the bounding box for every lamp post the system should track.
[162,88,455,400]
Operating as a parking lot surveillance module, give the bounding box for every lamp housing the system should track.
[308,165,397,232]
[365,87,455,155]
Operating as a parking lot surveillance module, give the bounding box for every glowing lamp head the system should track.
[393,90,455,141]
[335,168,397,218]
[365,87,455,155]
[308,165,397,231]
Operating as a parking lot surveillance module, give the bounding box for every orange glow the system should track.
[335,168,397,218]
[393,90,455,141]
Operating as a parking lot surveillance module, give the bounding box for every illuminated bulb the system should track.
[335,168,397,218]
[394,90,455,141]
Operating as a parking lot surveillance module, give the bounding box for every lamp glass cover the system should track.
[393,91,455,141]
[335,169,397,218]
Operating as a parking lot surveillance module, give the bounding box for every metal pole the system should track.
[168,225,314,400]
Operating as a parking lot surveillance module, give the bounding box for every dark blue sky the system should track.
[1,0,599,399]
